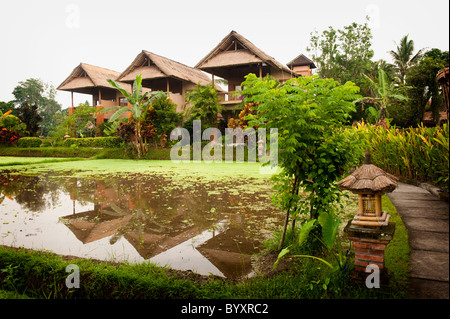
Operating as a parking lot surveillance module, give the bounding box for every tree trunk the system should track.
[278,174,299,251]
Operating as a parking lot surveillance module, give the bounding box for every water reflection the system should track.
[0,171,281,279]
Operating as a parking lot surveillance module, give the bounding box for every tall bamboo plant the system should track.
[106,74,166,158]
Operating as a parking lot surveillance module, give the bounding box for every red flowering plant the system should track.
[0,128,21,145]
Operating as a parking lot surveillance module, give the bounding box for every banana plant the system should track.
[360,69,408,127]
[105,74,166,158]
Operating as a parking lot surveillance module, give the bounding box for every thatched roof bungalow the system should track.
[195,31,296,108]
[117,50,222,113]
[57,63,133,106]
[57,63,134,125]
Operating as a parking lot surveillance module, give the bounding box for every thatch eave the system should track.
[57,63,132,94]
[337,164,398,194]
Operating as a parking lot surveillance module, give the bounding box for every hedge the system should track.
[63,137,122,148]
[17,137,42,148]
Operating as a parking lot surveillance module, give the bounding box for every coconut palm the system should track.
[389,35,423,85]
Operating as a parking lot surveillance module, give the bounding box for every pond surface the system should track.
[0,166,282,279]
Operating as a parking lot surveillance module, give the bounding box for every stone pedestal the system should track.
[344,221,396,273]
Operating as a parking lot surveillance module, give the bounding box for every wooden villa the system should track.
[57,63,134,126]
[116,50,222,113]
[195,30,297,120]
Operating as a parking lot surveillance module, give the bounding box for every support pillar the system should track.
[344,221,395,278]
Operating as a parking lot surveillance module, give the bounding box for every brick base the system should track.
[348,237,389,272]
[344,220,395,275]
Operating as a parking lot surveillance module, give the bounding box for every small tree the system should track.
[242,74,364,251]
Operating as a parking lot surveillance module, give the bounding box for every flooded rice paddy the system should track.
[0,160,283,279]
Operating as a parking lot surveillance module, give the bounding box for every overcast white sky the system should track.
[0,0,449,108]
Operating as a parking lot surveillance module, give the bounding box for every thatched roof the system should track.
[195,30,293,75]
[117,50,216,88]
[57,63,132,93]
[337,150,398,194]
[287,53,316,69]
[200,50,263,69]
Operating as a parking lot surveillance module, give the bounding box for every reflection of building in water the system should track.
[60,176,265,279]
[196,227,261,278]
[62,179,211,260]
[63,209,132,244]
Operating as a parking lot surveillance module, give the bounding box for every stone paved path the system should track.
[387,182,449,299]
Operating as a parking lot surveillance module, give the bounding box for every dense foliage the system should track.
[356,122,449,192]
[107,74,177,157]
[11,78,62,136]
[62,137,122,148]
[16,137,42,148]
[185,83,222,130]
[307,19,374,95]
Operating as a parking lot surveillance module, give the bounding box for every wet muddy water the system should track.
[0,170,282,279]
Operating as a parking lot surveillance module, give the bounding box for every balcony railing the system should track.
[217,91,244,104]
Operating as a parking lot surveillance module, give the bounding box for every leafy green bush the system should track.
[63,137,121,148]
[17,137,42,148]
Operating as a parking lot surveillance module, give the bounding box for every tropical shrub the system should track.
[17,137,42,148]
[0,129,21,146]
[185,83,222,130]
[227,102,258,130]
[143,95,183,148]
[0,111,27,135]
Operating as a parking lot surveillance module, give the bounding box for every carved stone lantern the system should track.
[338,149,398,276]
[338,149,398,227]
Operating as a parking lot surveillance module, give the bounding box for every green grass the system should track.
[382,195,411,296]
[1,144,263,161]
[0,243,406,299]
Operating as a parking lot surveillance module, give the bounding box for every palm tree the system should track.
[361,69,408,127]
[389,34,423,85]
